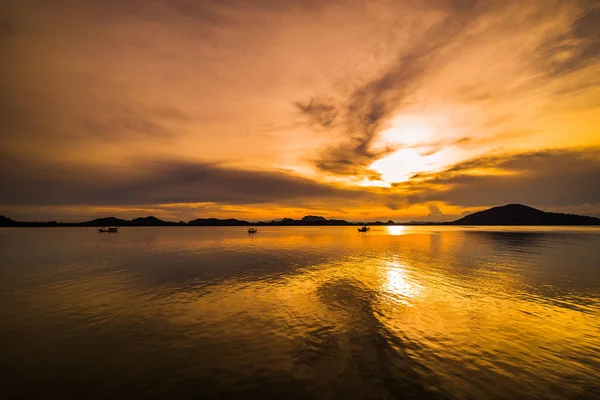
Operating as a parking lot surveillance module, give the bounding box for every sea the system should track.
[1,226,599,399]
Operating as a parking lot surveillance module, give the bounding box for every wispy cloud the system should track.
[399,147,600,210]
[294,1,491,176]
[537,3,600,77]
[296,0,600,179]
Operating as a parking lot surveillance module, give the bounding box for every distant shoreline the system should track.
[0,219,449,227]
[2,224,600,228]
[2,204,599,227]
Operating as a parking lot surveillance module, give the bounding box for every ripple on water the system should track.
[1,226,599,399]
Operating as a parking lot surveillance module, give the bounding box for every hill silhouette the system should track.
[451,204,600,225]
[82,216,183,226]
[188,218,250,226]
[84,217,130,226]
[0,216,15,225]
[1,204,598,227]
[129,216,183,226]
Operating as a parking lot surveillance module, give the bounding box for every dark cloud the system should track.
[383,194,409,211]
[385,202,402,211]
[571,4,600,63]
[0,154,361,207]
[537,2,600,77]
[293,98,338,129]
[402,147,600,208]
[4,147,596,215]
[428,204,444,218]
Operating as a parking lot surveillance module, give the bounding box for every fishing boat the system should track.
[357,225,370,232]
[247,228,258,234]
[98,227,118,233]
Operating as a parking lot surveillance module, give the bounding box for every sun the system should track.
[370,148,447,183]
[367,114,461,184]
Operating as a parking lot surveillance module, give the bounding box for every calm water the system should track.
[1,226,599,399]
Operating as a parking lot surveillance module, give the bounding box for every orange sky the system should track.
[1,0,599,222]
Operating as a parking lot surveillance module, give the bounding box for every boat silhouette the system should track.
[98,227,118,233]
[247,228,258,234]
[357,225,370,232]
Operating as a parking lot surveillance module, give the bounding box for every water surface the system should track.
[1,226,599,399]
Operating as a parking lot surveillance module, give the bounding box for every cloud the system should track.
[293,98,338,129]
[401,147,600,209]
[294,0,600,180]
[417,137,472,157]
[427,204,444,218]
[1,0,599,221]
[537,2,600,77]
[0,153,362,207]
[294,1,489,176]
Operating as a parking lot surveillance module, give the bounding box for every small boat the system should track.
[98,227,119,233]
[247,228,258,234]
[357,225,370,232]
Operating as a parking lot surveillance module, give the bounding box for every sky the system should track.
[1,0,599,222]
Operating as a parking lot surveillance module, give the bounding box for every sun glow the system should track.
[370,148,448,183]
[368,114,466,183]
[376,116,436,147]
[387,226,407,235]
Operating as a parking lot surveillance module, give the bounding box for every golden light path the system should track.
[387,226,408,236]
[385,259,422,306]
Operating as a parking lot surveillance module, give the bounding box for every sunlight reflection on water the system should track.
[1,226,599,399]
[387,225,408,235]
[385,259,422,305]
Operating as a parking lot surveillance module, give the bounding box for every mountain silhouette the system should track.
[188,218,250,226]
[129,216,182,226]
[0,216,15,225]
[83,216,183,226]
[84,217,130,226]
[301,215,327,223]
[451,204,600,225]
[1,204,599,227]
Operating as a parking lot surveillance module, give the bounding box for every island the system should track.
[1,204,599,227]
